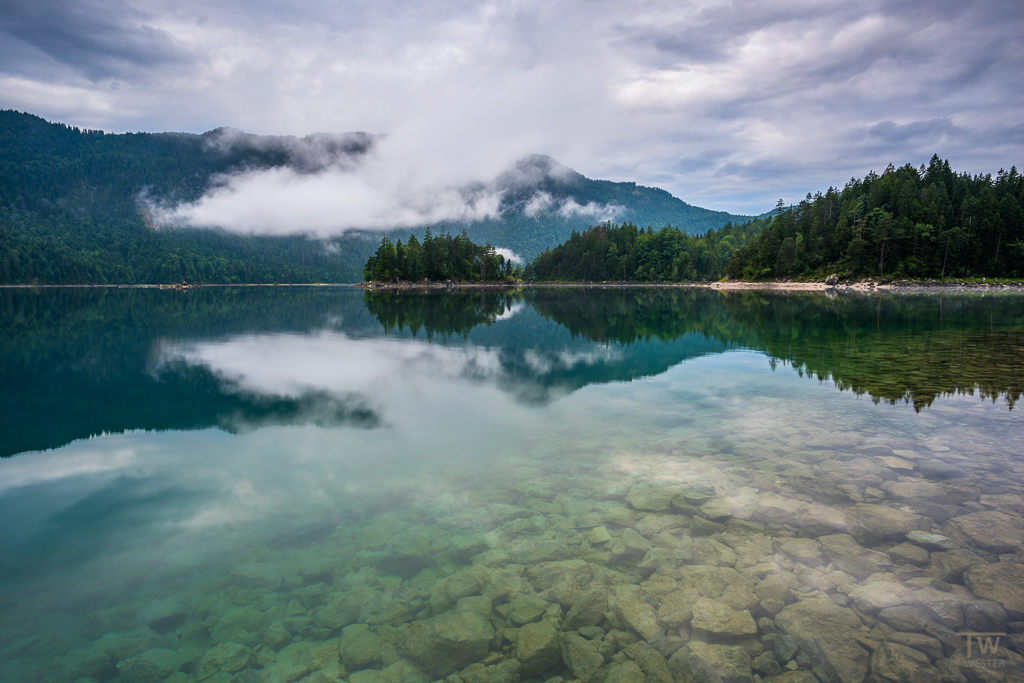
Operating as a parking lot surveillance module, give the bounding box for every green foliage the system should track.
[364,289,523,339]
[0,110,379,283]
[524,219,768,282]
[363,229,515,282]
[725,157,1024,280]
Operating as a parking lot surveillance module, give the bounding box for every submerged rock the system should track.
[48,646,115,683]
[690,598,757,636]
[612,585,663,640]
[884,631,943,661]
[230,563,283,590]
[195,642,251,681]
[657,588,700,627]
[564,584,609,629]
[340,624,382,670]
[774,599,869,683]
[508,594,549,626]
[817,534,893,578]
[211,606,265,647]
[779,538,825,567]
[945,511,1024,554]
[399,608,495,676]
[317,591,367,630]
[117,648,185,683]
[606,659,646,683]
[963,599,1009,632]
[847,582,921,613]
[623,641,673,683]
[904,531,956,550]
[135,599,188,633]
[92,627,177,661]
[876,606,933,632]
[668,641,752,683]
[460,659,522,683]
[514,621,561,676]
[924,549,984,583]
[868,641,938,683]
[754,575,793,615]
[626,483,680,512]
[844,505,925,546]
[560,632,604,682]
[963,561,1024,616]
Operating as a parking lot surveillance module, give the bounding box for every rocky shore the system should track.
[6,413,1024,683]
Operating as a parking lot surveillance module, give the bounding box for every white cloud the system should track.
[523,192,557,216]
[153,331,505,399]
[557,199,624,222]
[494,248,523,265]
[157,160,505,235]
[519,191,621,225]
[0,0,1020,214]
[494,302,524,320]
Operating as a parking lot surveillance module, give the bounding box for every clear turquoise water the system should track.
[1,287,1022,683]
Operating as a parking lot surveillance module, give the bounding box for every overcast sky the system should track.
[1,0,1021,214]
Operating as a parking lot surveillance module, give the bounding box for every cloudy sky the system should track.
[1,0,1021,214]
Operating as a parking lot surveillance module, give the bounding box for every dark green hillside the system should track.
[0,111,756,284]
[726,158,1024,280]
[0,110,375,284]
[456,155,757,259]
[525,218,770,282]
[529,158,1023,283]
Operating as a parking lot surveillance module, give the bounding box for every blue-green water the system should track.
[1,287,1023,683]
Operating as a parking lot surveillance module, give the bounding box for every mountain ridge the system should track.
[0,110,760,283]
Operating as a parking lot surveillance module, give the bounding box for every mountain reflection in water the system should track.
[2,287,1022,458]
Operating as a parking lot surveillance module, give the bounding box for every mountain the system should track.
[444,154,757,260]
[0,110,757,284]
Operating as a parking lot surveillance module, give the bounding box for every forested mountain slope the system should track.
[0,111,376,284]
[0,111,755,284]
[726,158,1024,280]
[527,158,1023,283]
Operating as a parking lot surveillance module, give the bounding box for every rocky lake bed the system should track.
[4,415,1023,683]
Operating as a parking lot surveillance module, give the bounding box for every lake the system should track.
[1,286,1023,683]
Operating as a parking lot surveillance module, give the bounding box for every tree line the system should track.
[524,219,767,282]
[524,156,1022,282]
[726,156,1024,280]
[363,229,521,282]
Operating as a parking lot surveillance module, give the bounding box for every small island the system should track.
[359,228,523,289]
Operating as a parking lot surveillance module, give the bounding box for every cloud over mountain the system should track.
[1,0,1020,213]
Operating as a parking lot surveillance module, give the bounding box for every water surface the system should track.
[1,287,1022,683]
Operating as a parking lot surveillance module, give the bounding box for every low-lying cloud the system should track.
[155,163,504,236]
[523,191,625,223]
[494,248,524,265]
[153,136,624,236]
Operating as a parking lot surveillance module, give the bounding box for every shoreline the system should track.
[356,279,1024,294]
[0,283,354,289]
[3,280,1023,293]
